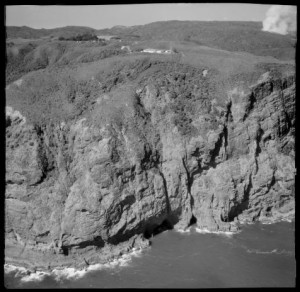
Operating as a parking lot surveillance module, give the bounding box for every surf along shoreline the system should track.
[5,213,294,281]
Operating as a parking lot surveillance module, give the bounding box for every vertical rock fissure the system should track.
[225,99,233,122]
[228,172,252,221]
[182,153,196,220]
[158,168,171,214]
[243,92,257,121]
[182,156,192,196]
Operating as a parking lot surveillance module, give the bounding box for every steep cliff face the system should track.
[5,59,295,269]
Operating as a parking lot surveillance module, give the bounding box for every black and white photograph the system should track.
[4,3,296,288]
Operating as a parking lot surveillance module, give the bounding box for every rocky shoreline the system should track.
[5,233,150,274]
[5,212,295,279]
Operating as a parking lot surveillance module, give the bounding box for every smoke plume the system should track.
[262,5,297,35]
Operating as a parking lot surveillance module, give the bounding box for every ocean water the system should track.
[4,220,295,288]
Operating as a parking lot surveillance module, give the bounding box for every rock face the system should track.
[5,60,295,269]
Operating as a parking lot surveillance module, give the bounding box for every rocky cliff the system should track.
[5,57,295,270]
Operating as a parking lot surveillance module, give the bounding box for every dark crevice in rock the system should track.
[255,126,264,156]
[223,125,228,153]
[83,258,90,266]
[182,155,196,214]
[36,231,50,238]
[209,131,225,167]
[158,169,171,214]
[225,99,233,123]
[29,170,47,186]
[266,172,276,194]
[32,124,62,184]
[243,92,257,121]
[188,214,197,226]
[220,212,228,223]
[182,156,192,195]
[227,173,253,222]
[280,110,292,137]
[60,246,69,256]
[152,219,173,236]
[6,179,24,185]
[143,218,173,239]
[252,208,262,221]
[190,194,195,209]
[63,236,105,252]
[265,206,272,212]
[6,116,12,127]
[141,144,160,170]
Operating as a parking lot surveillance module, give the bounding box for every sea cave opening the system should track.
[188,214,197,226]
[143,219,173,239]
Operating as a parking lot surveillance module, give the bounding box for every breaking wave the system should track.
[195,227,237,237]
[4,265,50,283]
[246,248,293,256]
[176,227,192,234]
[4,247,145,283]
[176,226,239,237]
[261,217,294,225]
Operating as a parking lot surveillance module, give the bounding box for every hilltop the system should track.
[97,20,296,60]
[7,20,296,60]
[6,25,96,39]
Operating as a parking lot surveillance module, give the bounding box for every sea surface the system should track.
[4,220,296,288]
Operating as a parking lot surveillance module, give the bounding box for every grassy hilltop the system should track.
[6,20,295,128]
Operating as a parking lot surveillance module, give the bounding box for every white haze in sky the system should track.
[262,5,297,35]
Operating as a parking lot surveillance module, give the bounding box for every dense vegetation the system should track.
[5,41,126,84]
[58,33,99,41]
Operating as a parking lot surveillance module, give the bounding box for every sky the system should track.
[5,4,272,29]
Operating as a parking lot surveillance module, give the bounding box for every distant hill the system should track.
[97,21,296,60]
[6,20,296,86]
[6,25,96,39]
[6,21,295,60]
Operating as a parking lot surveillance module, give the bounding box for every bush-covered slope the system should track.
[6,40,126,84]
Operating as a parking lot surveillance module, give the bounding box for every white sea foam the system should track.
[4,264,50,283]
[247,248,278,254]
[195,227,236,237]
[261,217,294,225]
[246,248,293,256]
[5,247,145,283]
[34,247,145,282]
[52,267,87,281]
[20,271,50,283]
[176,227,191,234]
[4,264,27,275]
[261,221,273,225]
[176,226,238,237]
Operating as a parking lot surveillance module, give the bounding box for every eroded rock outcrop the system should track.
[5,64,295,270]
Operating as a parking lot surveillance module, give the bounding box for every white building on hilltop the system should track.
[142,48,174,54]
